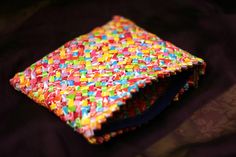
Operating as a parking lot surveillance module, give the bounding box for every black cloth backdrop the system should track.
[0,0,235,157]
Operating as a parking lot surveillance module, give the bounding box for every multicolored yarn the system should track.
[10,16,206,144]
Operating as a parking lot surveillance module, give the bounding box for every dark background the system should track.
[0,0,235,157]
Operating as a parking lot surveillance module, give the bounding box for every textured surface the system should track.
[9,16,204,143]
[1,0,235,156]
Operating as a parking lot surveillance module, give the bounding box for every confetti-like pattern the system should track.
[10,16,206,144]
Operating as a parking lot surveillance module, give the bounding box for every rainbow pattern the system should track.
[10,16,205,144]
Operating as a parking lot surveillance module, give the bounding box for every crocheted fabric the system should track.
[10,16,206,144]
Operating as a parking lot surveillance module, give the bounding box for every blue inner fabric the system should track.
[94,70,192,136]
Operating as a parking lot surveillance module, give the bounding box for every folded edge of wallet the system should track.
[92,65,202,143]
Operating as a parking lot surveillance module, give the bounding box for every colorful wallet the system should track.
[10,16,206,144]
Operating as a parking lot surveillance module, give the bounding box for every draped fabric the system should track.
[0,0,235,156]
